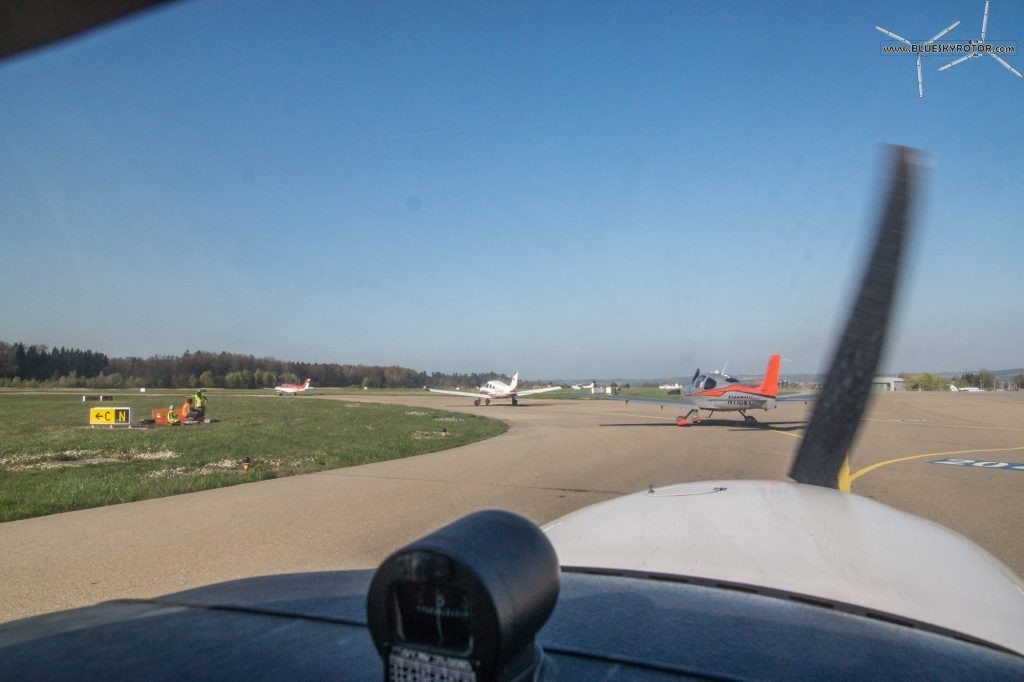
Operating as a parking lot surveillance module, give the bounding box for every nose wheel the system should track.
[474,398,481,406]
[676,409,702,426]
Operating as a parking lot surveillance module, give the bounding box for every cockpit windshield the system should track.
[2,1,1023,676]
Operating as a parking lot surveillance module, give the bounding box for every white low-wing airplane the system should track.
[274,378,312,396]
[424,371,562,406]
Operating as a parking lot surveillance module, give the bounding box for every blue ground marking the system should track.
[931,458,1024,471]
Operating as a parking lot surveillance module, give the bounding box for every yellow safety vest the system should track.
[167,408,178,425]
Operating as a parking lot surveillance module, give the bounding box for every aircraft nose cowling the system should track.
[542,480,1024,656]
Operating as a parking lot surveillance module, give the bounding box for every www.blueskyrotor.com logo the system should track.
[875,0,1021,98]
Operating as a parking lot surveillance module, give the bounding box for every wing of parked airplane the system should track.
[515,385,565,397]
[596,393,696,408]
[588,389,815,411]
[423,387,482,398]
[587,384,819,408]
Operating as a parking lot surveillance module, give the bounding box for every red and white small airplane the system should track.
[598,354,813,426]
[424,371,562,406]
[275,378,312,396]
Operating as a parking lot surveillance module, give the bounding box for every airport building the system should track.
[871,376,906,392]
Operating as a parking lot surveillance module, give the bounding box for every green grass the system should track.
[0,391,506,522]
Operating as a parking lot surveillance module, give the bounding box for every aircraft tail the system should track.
[303,378,311,389]
[510,371,519,391]
[756,355,781,397]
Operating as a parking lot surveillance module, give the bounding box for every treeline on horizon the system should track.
[900,370,1024,392]
[0,342,508,390]
[1,342,1020,392]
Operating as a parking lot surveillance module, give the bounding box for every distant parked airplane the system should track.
[425,371,562,406]
[948,384,984,393]
[275,378,312,396]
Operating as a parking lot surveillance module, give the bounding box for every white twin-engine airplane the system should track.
[424,371,562,406]
[274,378,312,396]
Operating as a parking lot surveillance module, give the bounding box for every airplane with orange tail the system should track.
[595,354,813,426]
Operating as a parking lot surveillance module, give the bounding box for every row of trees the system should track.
[4,340,1018,392]
[0,342,510,390]
[0,343,108,382]
[899,370,1024,391]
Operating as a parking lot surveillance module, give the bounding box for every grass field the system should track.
[0,390,506,522]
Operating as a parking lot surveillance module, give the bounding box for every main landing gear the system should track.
[740,410,759,426]
[474,398,492,406]
[512,397,518,406]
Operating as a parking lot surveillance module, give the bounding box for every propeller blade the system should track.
[874,25,912,46]
[0,0,175,62]
[691,368,700,383]
[989,53,1023,78]
[917,55,923,97]
[926,20,960,45]
[938,54,971,71]
[981,0,989,42]
[789,147,920,488]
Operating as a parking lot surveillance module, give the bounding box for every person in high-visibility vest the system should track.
[193,389,206,419]
[167,405,178,425]
[180,398,200,422]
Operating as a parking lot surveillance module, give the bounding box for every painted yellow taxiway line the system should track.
[764,428,854,492]
[759,430,1024,494]
[846,445,1024,489]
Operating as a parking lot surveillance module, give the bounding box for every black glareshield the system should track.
[367,510,560,681]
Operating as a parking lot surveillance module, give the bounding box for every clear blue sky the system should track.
[1,1,1021,379]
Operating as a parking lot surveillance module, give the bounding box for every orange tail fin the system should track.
[756,354,781,397]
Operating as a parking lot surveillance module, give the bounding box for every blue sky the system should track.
[1,1,1021,379]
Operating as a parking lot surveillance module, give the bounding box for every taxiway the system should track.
[0,391,1021,623]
